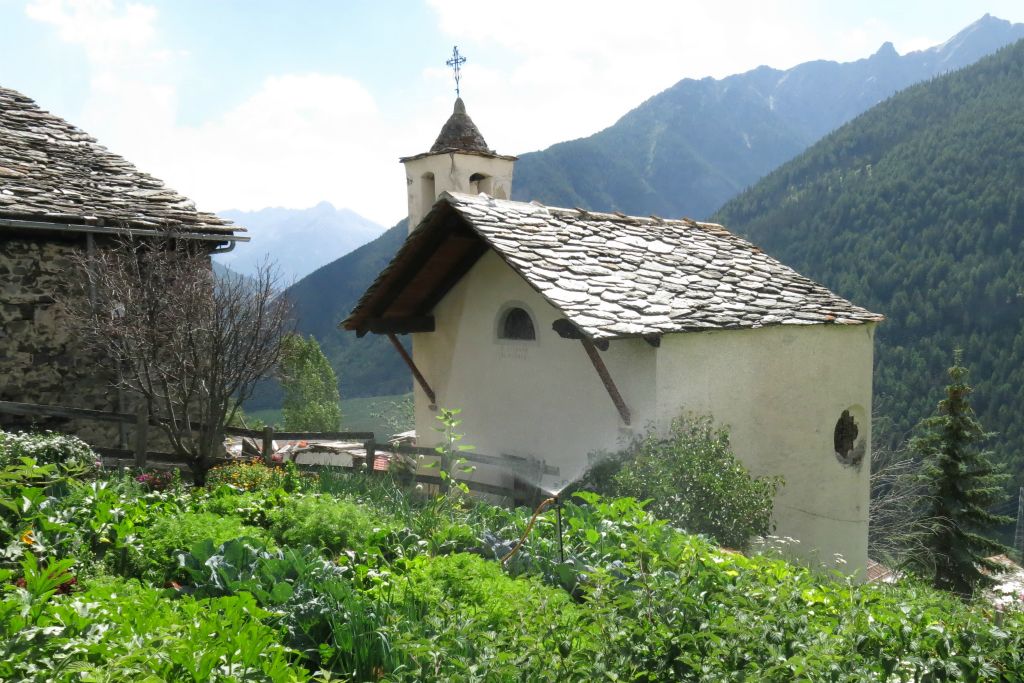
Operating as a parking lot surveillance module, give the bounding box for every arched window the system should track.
[499,306,535,340]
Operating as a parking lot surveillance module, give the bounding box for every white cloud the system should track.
[426,0,842,154]
[26,0,159,63]
[24,0,410,225]
[422,0,972,157]
[25,0,178,131]
[154,74,403,224]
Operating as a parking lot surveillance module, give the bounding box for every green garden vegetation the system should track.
[2,430,1023,681]
[577,416,781,549]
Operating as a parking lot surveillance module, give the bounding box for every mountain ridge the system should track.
[511,14,1024,221]
[215,201,384,284]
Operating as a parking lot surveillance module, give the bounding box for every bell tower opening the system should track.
[421,172,436,219]
[469,172,492,195]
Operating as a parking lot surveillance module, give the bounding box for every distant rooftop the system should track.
[344,192,882,339]
[0,85,238,235]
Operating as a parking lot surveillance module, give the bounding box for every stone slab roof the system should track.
[350,191,881,340]
[0,86,237,235]
[399,98,516,163]
[430,98,490,154]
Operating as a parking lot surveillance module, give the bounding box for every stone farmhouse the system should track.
[345,98,884,572]
[0,85,245,446]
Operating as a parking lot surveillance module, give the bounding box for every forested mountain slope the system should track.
[282,221,409,400]
[512,14,1024,221]
[716,39,1024,493]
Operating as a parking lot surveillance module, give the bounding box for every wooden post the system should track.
[365,436,377,473]
[579,337,632,425]
[386,332,437,406]
[133,404,148,468]
[262,425,275,465]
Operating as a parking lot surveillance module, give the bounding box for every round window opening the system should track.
[833,409,863,467]
[499,307,536,340]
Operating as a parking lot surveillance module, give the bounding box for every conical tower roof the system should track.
[429,98,491,154]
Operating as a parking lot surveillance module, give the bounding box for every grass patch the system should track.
[245,392,412,438]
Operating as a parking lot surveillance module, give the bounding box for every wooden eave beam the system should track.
[361,315,435,335]
[386,332,436,406]
[552,318,630,425]
[362,213,464,321]
[418,238,490,313]
[552,317,608,349]
[580,337,631,425]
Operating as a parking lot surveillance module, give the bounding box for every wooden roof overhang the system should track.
[0,216,249,243]
[341,200,490,337]
[342,194,635,424]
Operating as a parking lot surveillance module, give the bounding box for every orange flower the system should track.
[20,529,35,546]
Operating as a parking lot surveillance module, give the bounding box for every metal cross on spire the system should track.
[446,45,466,97]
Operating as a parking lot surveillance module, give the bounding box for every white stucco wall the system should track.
[413,251,655,472]
[412,250,876,574]
[654,324,875,571]
[403,153,514,232]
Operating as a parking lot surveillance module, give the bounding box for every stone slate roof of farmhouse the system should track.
[343,192,883,340]
[0,86,237,235]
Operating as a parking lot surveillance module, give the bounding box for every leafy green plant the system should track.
[378,553,602,681]
[177,536,330,605]
[579,416,781,549]
[0,432,102,557]
[176,535,396,678]
[206,459,290,491]
[429,408,475,495]
[200,488,286,528]
[4,459,1023,682]
[1,577,305,682]
[129,511,272,581]
[267,494,388,554]
[14,553,76,624]
[0,430,98,471]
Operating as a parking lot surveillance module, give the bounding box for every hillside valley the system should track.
[262,221,410,404]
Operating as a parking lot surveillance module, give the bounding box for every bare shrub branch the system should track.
[869,440,945,573]
[59,233,292,483]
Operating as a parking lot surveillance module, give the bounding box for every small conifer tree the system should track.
[279,334,342,432]
[912,349,1012,596]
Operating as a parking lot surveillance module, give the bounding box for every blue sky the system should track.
[2,1,1022,226]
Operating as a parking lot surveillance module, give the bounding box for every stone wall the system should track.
[0,235,123,447]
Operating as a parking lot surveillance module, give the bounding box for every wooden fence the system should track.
[0,399,558,502]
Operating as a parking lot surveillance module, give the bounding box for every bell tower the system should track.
[400,49,516,233]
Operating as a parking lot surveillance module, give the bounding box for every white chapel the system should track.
[344,96,883,573]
